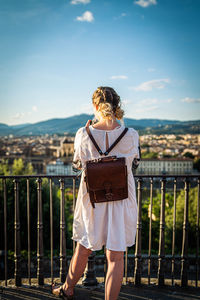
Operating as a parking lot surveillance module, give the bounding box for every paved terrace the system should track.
[0,278,200,300]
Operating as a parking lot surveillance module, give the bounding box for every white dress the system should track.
[71,124,140,252]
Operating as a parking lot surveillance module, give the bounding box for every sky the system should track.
[0,0,200,125]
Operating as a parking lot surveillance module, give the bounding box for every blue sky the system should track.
[0,0,200,125]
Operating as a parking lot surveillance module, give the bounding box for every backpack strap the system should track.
[85,126,103,155]
[85,126,129,156]
[104,127,128,155]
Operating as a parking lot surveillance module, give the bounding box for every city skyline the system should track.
[0,0,200,125]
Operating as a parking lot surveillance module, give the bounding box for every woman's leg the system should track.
[52,242,92,296]
[105,249,124,300]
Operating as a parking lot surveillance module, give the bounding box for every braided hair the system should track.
[92,86,124,120]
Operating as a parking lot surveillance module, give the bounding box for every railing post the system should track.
[3,179,8,287]
[125,247,128,284]
[27,178,31,285]
[157,177,166,286]
[171,177,177,286]
[36,177,44,285]
[49,177,54,284]
[13,178,21,287]
[196,178,200,288]
[59,178,66,283]
[148,177,153,285]
[103,246,107,284]
[181,177,189,287]
[134,177,142,286]
[82,251,98,286]
[72,178,77,253]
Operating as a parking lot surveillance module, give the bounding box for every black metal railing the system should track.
[0,174,199,288]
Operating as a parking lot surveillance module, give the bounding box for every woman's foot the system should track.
[51,282,74,298]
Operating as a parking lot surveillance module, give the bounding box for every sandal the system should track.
[51,281,74,299]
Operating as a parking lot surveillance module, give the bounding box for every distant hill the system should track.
[0,114,199,136]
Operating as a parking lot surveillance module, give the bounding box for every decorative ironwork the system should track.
[157,177,166,286]
[36,177,44,285]
[3,178,7,287]
[148,177,153,285]
[14,178,21,286]
[0,174,200,289]
[82,251,98,286]
[49,177,54,284]
[27,178,31,285]
[59,178,67,283]
[134,177,143,286]
[181,177,189,287]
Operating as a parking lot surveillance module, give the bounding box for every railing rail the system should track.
[0,174,199,288]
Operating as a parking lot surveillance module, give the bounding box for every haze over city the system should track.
[0,0,200,125]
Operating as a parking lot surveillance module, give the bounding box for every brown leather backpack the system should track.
[84,126,129,208]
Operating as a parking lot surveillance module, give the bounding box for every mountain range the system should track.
[0,114,199,136]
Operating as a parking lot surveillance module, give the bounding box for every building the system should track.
[60,137,74,157]
[46,158,76,176]
[135,158,194,175]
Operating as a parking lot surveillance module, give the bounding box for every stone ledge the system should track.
[0,276,199,287]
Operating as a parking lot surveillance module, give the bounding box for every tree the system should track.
[12,158,35,175]
[0,158,10,175]
[165,185,199,254]
[183,152,195,159]
[193,157,200,172]
[142,152,158,159]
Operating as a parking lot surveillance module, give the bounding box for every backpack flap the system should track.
[86,157,127,191]
[85,156,128,207]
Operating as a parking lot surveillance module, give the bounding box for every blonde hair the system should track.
[92,86,124,121]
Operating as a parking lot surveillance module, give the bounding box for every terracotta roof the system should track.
[62,138,73,144]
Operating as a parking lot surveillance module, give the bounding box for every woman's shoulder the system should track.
[75,125,139,138]
[74,127,85,143]
[75,126,85,134]
[127,127,139,138]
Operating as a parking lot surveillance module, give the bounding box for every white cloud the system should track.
[132,78,170,91]
[71,0,90,4]
[110,75,128,80]
[166,98,172,103]
[76,11,94,22]
[135,105,159,113]
[12,112,25,120]
[139,98,158,105]
[130,98,172,114]
[32,105,38,112]
[136,98,172,106]
[181,97,200,103]
[122,99,131,105]
[134,0,157,8]
[12,106,38,120]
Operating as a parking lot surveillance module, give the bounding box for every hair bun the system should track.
[114,105,124,120]
[92,86,124,120]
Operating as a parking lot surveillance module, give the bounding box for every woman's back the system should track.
[72,123,139,251]
[76,124,140,171]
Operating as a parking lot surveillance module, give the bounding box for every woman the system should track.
[52,86,140,300]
